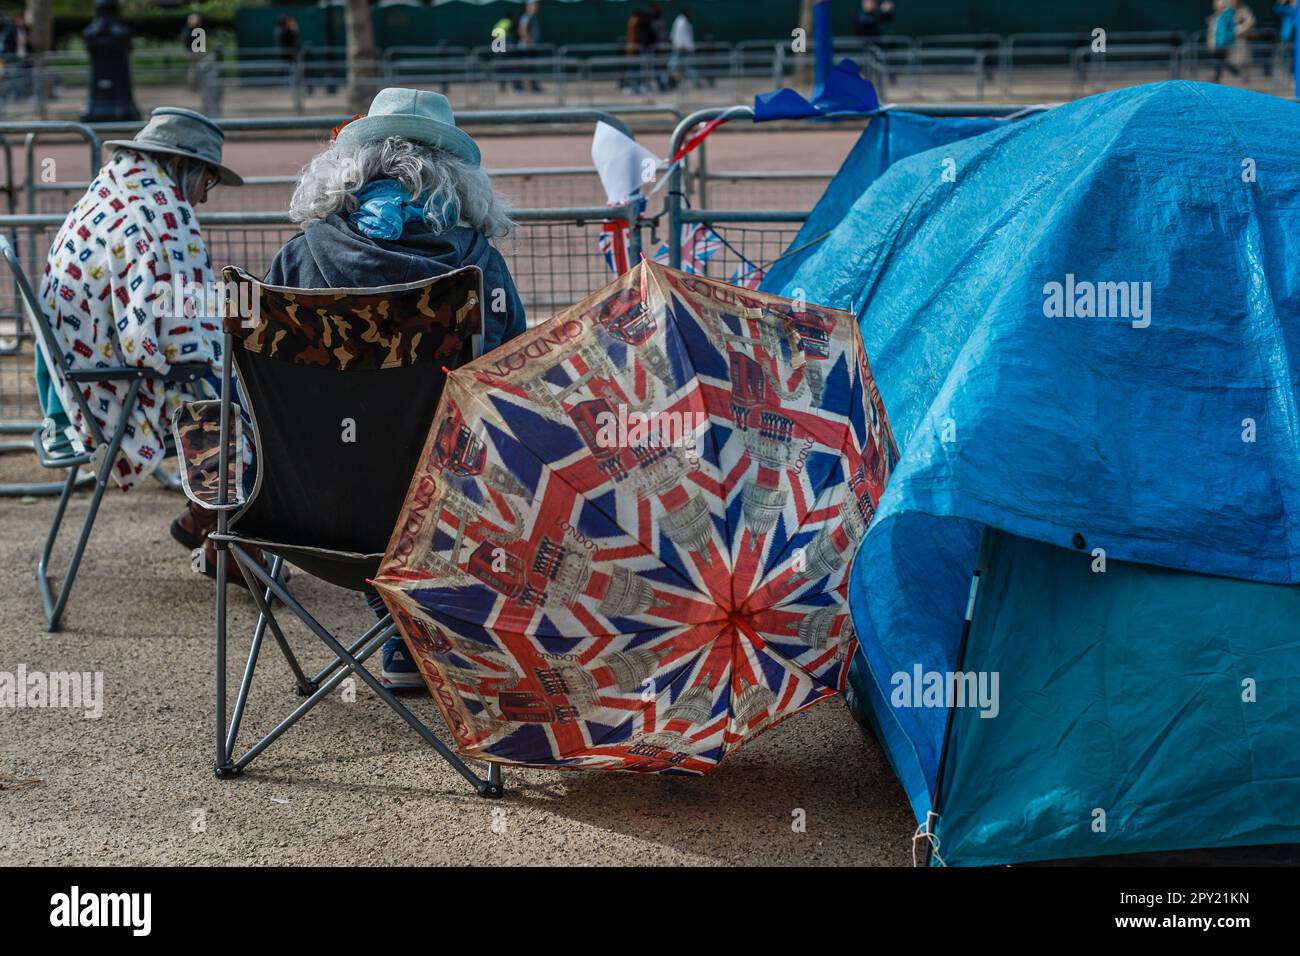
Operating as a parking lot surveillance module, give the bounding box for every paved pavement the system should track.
[0,451,915,865]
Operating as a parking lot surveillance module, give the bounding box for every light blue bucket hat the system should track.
[332,88,481,167]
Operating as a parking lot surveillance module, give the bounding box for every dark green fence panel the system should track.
[237,1,1282,57]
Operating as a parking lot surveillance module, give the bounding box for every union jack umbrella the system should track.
[373,260,898,773]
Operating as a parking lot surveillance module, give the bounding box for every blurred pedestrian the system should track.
[855,0,895,85]
[491,12,520,91]
[1208,0,1255,82]
[1,12,27,56]
[670,7,698,89]
[647,3,669,91]
[275,13,299,65]
[1275,1,1297,79]
[0,13,26,56]
[1276,0,1298,41]
[277,13,306,93]
[855,0,895,49]
[1230,1,1257,78]
[621,9,650,93]
[517,1,544,92]
[1,13,30,101]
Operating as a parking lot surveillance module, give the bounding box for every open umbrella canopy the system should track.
[373,260,898,773]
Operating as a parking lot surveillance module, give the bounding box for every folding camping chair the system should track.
[0,236,207,632]
[183,264,502,797]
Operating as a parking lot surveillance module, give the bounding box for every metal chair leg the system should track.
[229,628,391,773]
[239,555,314,694]
[34,382,140,632]
[230,544,499,796]
[35,464,80,630]
[214,534,236,777]
[225,557,307,760]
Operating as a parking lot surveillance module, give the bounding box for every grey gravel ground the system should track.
[0,452,914,866]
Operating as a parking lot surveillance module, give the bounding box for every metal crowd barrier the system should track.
[2,109,687,218]
[0,107,650,491]
[1,108,650,223]
[0,203,641,493]
[5,31,1294,120]
[664,103,1055,282]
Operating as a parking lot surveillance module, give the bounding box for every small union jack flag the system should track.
[646,224,725,276]
[679,224,723,272]
[728,261,766,290]
[598,221,632,275]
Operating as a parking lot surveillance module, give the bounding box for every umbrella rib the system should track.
[745,412,857,608]
[654,285,737,576]
[383,585,692,638]
[579,623,727,754]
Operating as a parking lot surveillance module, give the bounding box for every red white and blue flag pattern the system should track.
[374,260,898,773]
[643,224,766,289]
[37,149,220,489]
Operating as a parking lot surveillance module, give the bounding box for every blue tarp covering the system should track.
[752,59,881,124]
[760,110,1002,292]
[771,81,1300,845]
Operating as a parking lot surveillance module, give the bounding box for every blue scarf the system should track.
[349,179,433,240]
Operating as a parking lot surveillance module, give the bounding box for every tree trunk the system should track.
[24,0,53,53]
[344,0,378,114]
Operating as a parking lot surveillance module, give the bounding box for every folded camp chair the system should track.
[0,235,207,631]
[183,264,503,797]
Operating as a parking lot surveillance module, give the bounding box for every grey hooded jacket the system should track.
[265,214,527,353]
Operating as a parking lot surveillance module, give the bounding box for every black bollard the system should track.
[81,0,140,123]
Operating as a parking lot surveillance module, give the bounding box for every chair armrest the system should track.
[162,362,211,384]
[172,400,249,511]
[65,362,210,384]
[31,426,91,469]
[64,365,162,383]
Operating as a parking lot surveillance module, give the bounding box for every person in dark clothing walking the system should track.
[517,1,544,92]
[622,10,652,93]
[275,13,299,64]
[854,0,895,82]
[854,0,895,38]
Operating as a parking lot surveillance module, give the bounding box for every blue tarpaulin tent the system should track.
[771,81,1300,865]
[761,110,1002,293]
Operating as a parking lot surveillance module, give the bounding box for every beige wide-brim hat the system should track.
[332,88,481,166]
[103,107,244,186]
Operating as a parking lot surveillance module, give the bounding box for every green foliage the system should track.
[120,0,267,19]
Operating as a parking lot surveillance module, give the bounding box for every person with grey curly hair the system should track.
[266,90,527,688]
[266,89,526,354]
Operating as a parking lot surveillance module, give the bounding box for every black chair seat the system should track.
[210,532,380,591]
